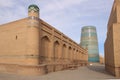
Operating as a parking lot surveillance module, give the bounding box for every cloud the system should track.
[0,0,27,24]
[41,0,87,13]
[0,0,16,7]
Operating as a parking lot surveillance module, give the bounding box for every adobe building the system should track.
[99,56,104,64]
[105,0,120,77]
[0,5,88,75]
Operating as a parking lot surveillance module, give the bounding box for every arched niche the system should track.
[53,41,60,61]
[41,36,50,62]
[62,44,67,59]
[68,46,72,60]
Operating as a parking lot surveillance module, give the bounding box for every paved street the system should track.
[0,63,118,80]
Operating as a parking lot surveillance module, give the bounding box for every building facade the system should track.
[0,5,88,75]
[99,56,104,64]
[80,26,99,62]
[105,0,120,77]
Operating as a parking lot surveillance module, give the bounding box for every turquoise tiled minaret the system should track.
[80,26,99,62]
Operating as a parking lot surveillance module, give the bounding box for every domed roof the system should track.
[28,4,39,12]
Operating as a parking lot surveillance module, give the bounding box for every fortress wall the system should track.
[0,18,88,75]
[105,0,120,77]
[40,20,88,63]
[0,19,30,64]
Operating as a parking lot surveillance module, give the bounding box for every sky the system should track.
[0,0,114,57]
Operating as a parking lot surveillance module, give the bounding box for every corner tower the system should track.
[26,4,40,65]
[28,4,39,17]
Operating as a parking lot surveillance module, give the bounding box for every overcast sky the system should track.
[0,0,114,57]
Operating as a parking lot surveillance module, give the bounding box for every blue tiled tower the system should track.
[80,26,99,62]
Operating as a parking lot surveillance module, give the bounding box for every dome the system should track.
[28,4,39,12]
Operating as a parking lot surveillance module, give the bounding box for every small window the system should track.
[16,36,18,40]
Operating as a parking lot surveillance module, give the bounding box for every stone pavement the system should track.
[0,63,118,80]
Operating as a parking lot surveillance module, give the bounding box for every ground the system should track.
[0,63,118,80]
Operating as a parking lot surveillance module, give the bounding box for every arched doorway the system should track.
[41,36,50,62]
